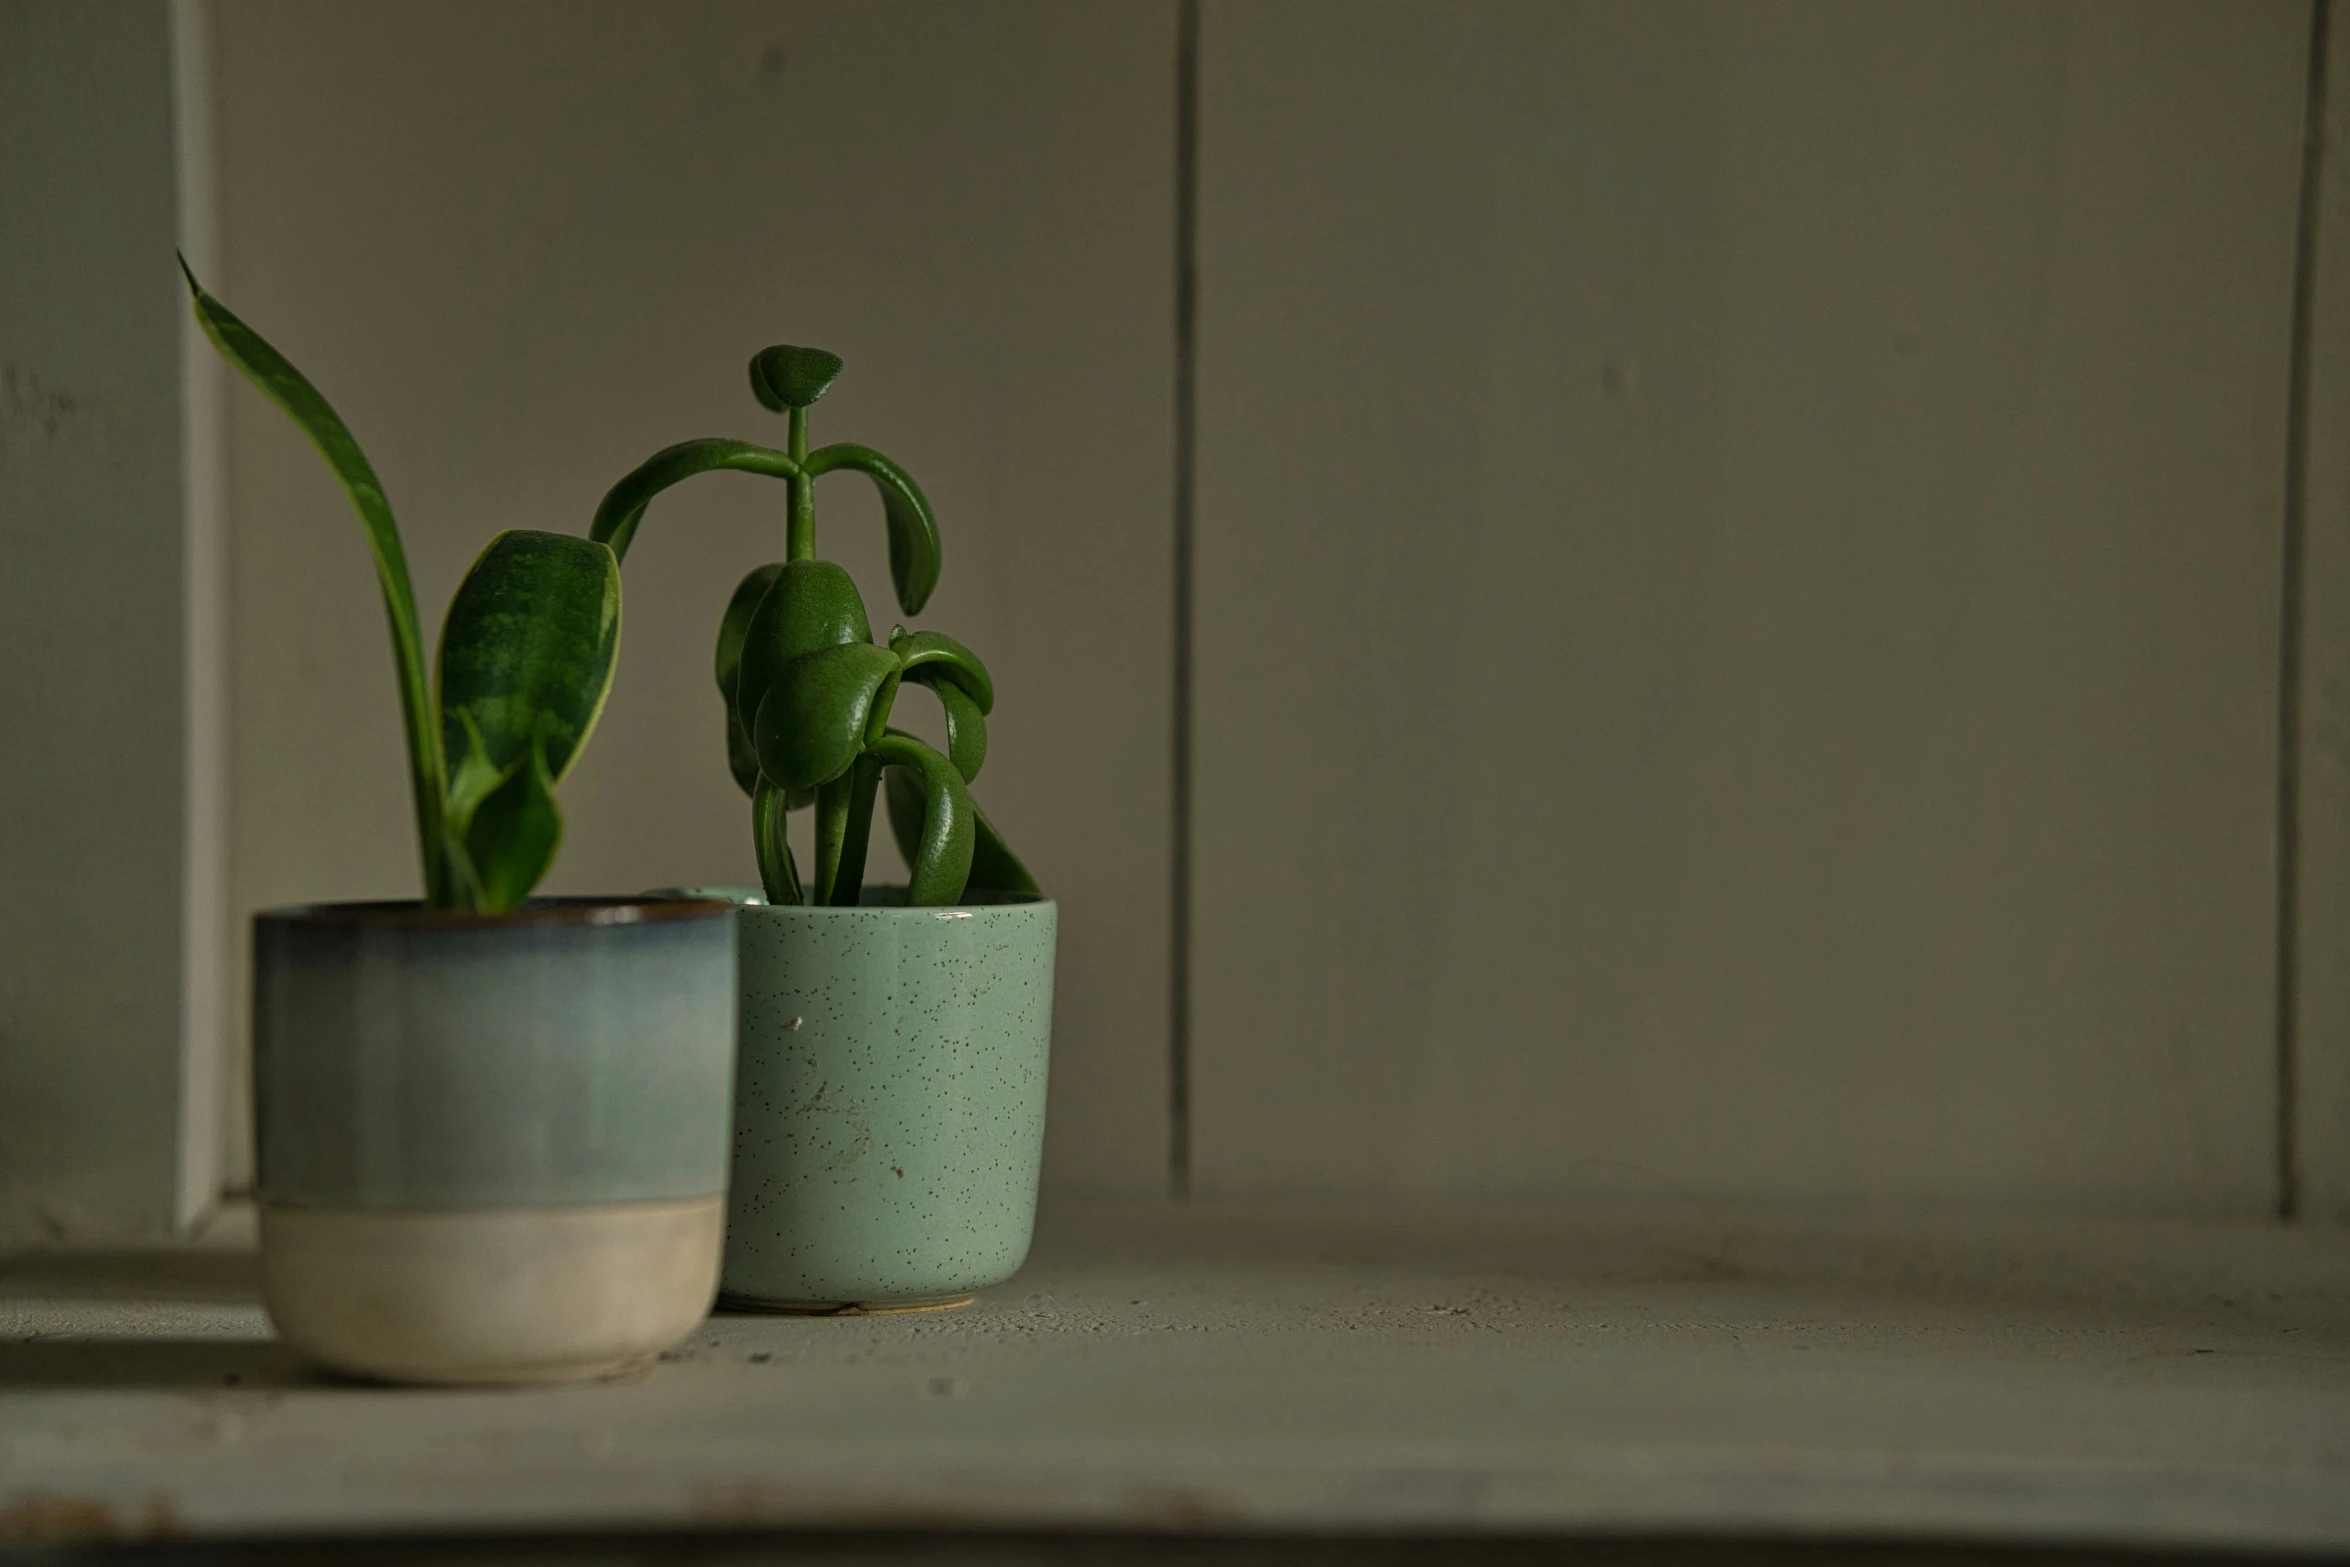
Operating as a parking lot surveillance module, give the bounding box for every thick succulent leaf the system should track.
[893,770,1037,898]
[899,675,985,782]
[180,260,447,902]
[715,562,785,701]
[748,345,845,411]
[751,642,900,792]
[735,559,873,736]
[725,710,763,798]
[968,801,1041,896]
[717,563,785,797]
[438,531,621,788]
[589,438,799,563]
[942,680,987,781]
[869,731,973,906]
[805,443,941,615]
[862,663,906,746]
[890,627,994,713]
[465,740,563,913]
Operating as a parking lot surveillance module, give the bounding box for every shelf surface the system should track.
[1,1200,2345,1552]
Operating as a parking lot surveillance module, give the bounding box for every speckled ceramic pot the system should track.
[251,899,737,1384]
[712,886,1055,1312]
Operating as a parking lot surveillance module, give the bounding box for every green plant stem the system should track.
[787,407,815,562]
[753,778,802,904]
[829,755,884,905]
[810,766,852,903]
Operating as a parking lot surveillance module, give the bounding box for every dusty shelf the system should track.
[1,1200,2344,1552]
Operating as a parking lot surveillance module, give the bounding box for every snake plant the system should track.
[592,345,1035,907]
[181,262,621,912]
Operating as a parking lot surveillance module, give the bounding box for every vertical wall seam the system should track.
[2278,0,2332,1222]
[170,0,230,1234]
[1169,0,1201,1200]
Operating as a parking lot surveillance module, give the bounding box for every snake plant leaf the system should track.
[869,731,974,905]
[442,710,508,841]
[748,345,845,411]
[751,642,902,792]
[735,559,873,737]
[716,563,785,796]
[437,530,621,789]
[435,711,504,910]
[464,738,563,913]
[804,443,941,615]
[590,438,800,563]
[890,627,994,713]
[179,259,447,903]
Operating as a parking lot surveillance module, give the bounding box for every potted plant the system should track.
[184,265,738,1383]
[594,345,1055,1313]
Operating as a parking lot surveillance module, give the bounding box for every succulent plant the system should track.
[593,346,1034,906]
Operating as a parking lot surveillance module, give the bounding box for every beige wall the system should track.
[213,0,1175,1194]
[1191,0,2306,1209]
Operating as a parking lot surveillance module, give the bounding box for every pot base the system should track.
[717,1292,977,1317]
[261,1196,724,1386]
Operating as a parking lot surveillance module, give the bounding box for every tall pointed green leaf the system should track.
[180,260,446,903]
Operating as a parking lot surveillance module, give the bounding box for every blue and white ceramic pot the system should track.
[251,899,737,1384]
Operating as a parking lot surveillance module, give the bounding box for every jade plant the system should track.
[592,345,1033,906]
[181,262,620,911]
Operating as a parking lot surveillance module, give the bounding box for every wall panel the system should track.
[1192,0,2304,1206]
[0,0,217,1241]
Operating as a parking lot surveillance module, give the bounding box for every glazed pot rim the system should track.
[661,884,1054,917]
[255,896,737,931]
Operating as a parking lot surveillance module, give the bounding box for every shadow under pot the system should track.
[251,899,737,1385]
[717,886,1056,1313]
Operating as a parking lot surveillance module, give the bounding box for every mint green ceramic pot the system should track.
[714,886,1056,1311]
[251,899,737,1383]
